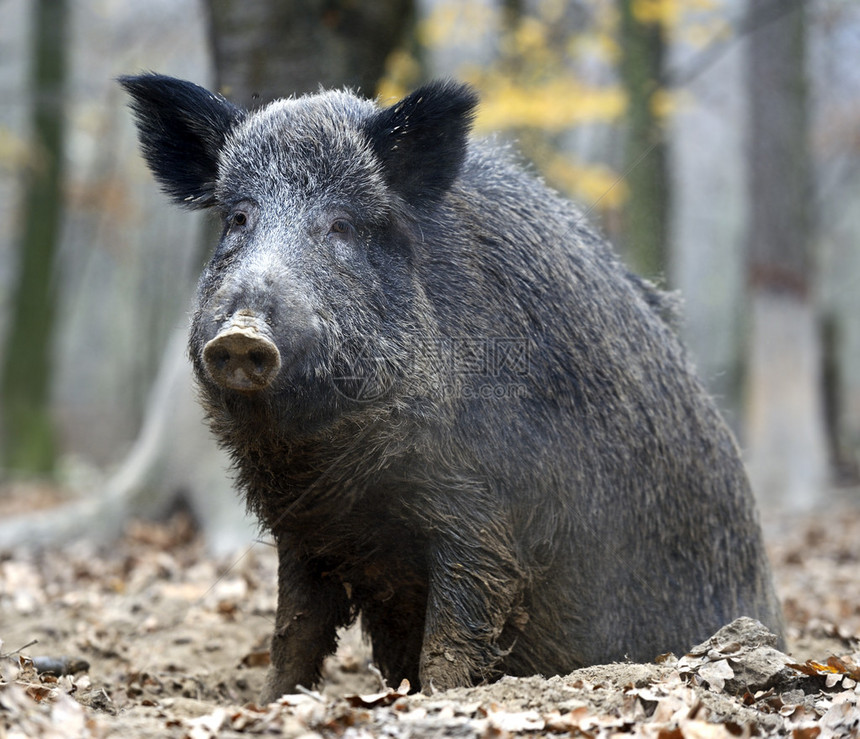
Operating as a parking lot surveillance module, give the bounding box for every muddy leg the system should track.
[262,539,350,703]
[362,588,427,689]
[418,535,523,692]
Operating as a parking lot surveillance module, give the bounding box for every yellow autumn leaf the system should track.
[419,2,498,49]
[377,49,421,105]
[683,19,732,49]
[632,0,683,30]
[0,128,31,171]
[474,78,625,132]
[537,0,567,24]
[513,16,548,56]
[651,88,685,119]
[633,0,721,32]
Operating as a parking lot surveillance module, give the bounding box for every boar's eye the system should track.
[328,218,356,239]
[228,210,249,228]
[225,203,255,232]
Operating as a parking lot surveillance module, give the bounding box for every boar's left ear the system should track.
[119,73,246,209]
[364,80,478,206]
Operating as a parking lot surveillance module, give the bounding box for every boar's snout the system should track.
[202,312,282,392]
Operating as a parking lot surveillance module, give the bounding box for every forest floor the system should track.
[1,492,859,738]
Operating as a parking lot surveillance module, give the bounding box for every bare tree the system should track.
[1,0,68,476]
[0,0,416,551]
[206,0,414,105]
[744,0,828,510]
[616,0,669,281]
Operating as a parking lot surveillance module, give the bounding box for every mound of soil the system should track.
[2,504,859,737]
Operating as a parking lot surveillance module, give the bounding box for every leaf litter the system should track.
[0,503,859,737]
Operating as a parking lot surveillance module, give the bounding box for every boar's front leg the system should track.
[419,530,524,692]
[262,536,351,703]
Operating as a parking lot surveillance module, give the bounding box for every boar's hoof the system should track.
[203,324,281,392]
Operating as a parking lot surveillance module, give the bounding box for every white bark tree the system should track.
[744,0,829,511]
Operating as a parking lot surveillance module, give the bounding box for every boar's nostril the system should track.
[248,349,272,373]
[202,325,282,392]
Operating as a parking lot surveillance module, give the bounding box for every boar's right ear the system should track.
[364,80,478,206]
[118,73,245,209]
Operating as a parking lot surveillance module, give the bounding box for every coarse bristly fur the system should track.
[120,72,785,701]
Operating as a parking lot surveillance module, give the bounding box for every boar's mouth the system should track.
[202,311,282,393]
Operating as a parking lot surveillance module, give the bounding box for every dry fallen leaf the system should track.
[485,707,544,732]
[697,658,735,692]
[2,509,859,737]
[239,649,271,668]
[185,706,227,739]
[345,678,410,707]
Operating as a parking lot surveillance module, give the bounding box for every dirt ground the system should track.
[1,493,859,738]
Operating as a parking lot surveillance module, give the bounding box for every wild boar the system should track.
[121,73,784,701]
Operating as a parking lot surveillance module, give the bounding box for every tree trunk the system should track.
[744,0,828,510]
[616,0,669,281]
[1,0,67,476]
[0,0,416,549]
[0,328,254,555]
[205,0,414,106]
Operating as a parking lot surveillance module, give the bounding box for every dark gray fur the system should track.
[120,73,784,701]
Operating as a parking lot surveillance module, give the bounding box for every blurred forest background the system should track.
[0,0,858,552]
